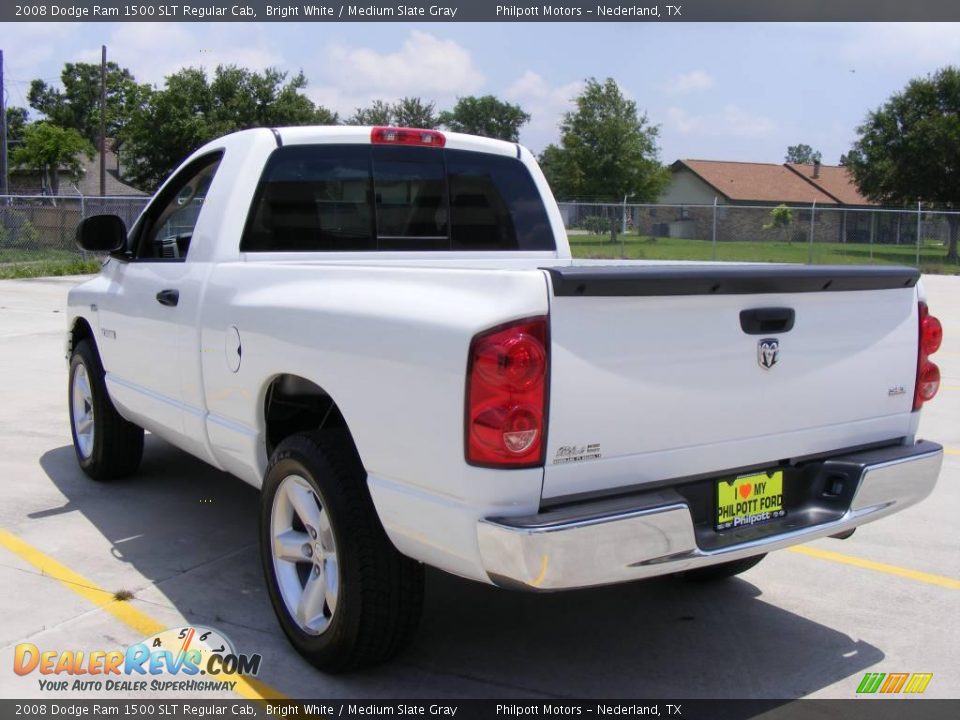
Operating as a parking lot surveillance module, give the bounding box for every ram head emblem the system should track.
[757,338,780,369]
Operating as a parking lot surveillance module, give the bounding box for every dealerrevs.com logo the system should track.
[13,626,262,693]
[856,672,933,695]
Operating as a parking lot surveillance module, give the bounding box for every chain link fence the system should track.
[0,195,149,266]
[2,194,959,273]
[559,201,960,272]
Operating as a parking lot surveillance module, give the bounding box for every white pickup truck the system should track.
[67,126,944,672]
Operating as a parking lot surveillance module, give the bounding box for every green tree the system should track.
[346,100,394,126]
[392,97,439,128]
[539,77,669,202]
[4,107,29,147]
[207,67,333,129]
[122,65,337,190]
[785,144,822,164]
[345,97,440,128]
[846,66,960,260]
[438,95,530,142]
[763,204,794,243]
[11,122,95,196]
[28,62,151,145]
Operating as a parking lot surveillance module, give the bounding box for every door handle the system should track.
[740,307,795,334]
[156,289,180,307]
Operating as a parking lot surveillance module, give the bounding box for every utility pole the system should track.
[1,49,8,196]
[99,45,106,196]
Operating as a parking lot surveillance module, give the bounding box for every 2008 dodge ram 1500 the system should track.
[66,126,945,672]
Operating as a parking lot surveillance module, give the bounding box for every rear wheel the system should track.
[684,554,766,581]
[259,430,424,672]
[68,339,144,480]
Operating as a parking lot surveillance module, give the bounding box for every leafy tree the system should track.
[345,97,440,128]
[538,77,668,202]
[845,66,960,260]
[11,122,94,196]
[347,100,394,126]
[785,144,822,164]
[4,107,29,147]
[28,62,150,145]
[392,97,439,128]
[536,143,565,185]
[122,65,337,190]
[763,204,794,243]
[208,67,333,129]
[438,95,530,142]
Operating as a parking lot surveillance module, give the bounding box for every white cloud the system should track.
[505,71,583,152]
[308,31,484,116]
[666,107,702,135]
[721,105,776,136]
[666,70,715,94]
[666,104,775,138]
[76,23,283,87]
[841,23,960,72]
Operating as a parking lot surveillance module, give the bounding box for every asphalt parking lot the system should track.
[0,273,957,701]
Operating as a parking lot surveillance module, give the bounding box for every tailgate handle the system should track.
[740,307,795,334]
[156,289,180,307]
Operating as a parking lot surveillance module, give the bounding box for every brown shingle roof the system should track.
[8,142,146,196]
[676,159,838,205]
[785,163,875,206]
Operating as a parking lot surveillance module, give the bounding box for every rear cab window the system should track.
[240,144,555,253]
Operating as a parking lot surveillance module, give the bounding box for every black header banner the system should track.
[2,0,960,22]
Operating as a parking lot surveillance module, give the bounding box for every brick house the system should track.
[3,140,146,251]
[651,159,910,245]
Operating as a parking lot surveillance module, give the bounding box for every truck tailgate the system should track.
[541,264,921,500]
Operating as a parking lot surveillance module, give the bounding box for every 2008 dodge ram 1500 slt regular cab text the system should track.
[66,126,945,672]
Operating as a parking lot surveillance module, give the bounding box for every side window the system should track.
[133,153,223,260]
[446,150,554,251]
[242,145,374,252]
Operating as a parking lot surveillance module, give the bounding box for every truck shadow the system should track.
[39,438,882,700]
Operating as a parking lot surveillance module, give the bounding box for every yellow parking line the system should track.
[788,545,960,590]
[945,448,960,456]
[0,528,285,700]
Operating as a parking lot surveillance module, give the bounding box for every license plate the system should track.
[716,470,786,531]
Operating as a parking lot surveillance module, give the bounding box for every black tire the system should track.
[259,430,424,673]
[68,339,144,480]
[684,554,766,582]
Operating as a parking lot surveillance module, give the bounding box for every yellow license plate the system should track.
[716,471,786,530]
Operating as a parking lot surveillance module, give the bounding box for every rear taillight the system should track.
[466,318,548,467]
[914,302,943,410]
[370,127,445,147]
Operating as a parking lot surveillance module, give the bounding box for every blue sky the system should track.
[2,22,958,164]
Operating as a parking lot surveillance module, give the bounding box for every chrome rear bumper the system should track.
[477,441,943,590]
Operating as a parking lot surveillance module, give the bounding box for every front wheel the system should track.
[259,431,424,672]
[68,339,144,480]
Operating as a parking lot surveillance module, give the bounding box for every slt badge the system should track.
[758,338,780,369]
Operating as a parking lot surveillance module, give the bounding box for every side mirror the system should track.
[75,215,127,253]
